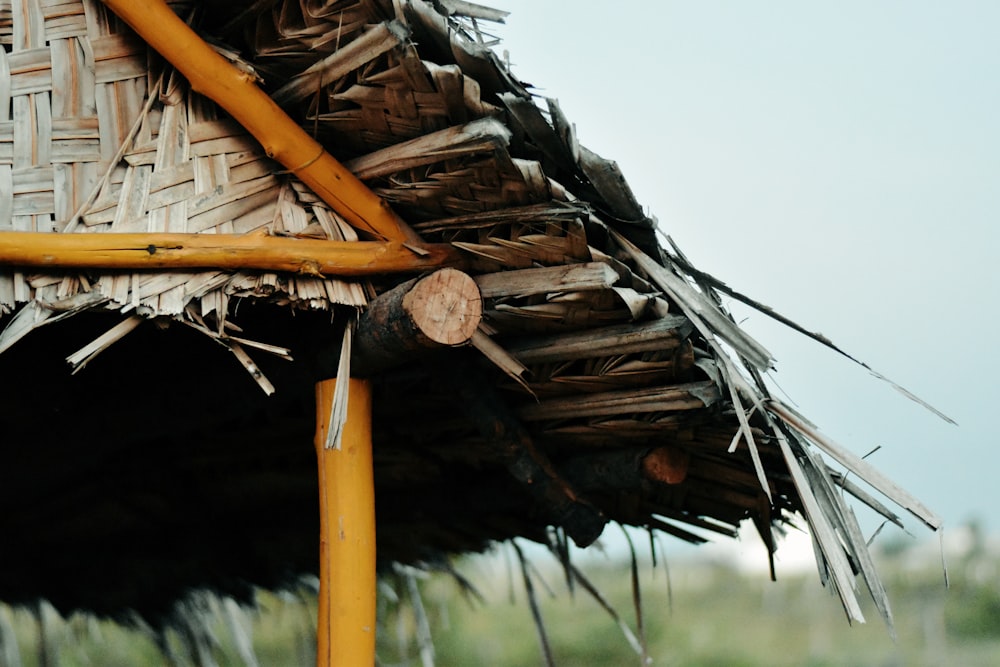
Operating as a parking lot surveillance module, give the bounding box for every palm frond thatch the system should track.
[0,0,940,641]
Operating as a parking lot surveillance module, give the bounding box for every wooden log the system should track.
[559,446,690,493]
[99,0,419,244]
[351,268,482,377]
[0,232,462,276]
[642,446,691,485]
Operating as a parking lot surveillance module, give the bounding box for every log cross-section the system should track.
[351,268,483,377]
[559,446,691,492]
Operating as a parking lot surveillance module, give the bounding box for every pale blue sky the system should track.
[489,1,999,539]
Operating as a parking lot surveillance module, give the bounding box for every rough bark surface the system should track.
[352,268,482,376]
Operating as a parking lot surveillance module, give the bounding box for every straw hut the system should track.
[0,0,941,660]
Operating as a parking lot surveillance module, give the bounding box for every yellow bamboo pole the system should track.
[0,232,462,276]
[314,378,376,666]
[99,0,419,245]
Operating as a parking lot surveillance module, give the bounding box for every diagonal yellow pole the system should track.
[314,378,376,666]
[99,0,419,245]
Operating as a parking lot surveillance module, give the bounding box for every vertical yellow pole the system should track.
[314,378,376,666]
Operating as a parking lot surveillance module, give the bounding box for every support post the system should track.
[314,378,376,666]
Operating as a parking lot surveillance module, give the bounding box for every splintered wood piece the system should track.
[351,268,482,377]
[470,328,531,390]
[66,315,143,372]
[224,340,277,396]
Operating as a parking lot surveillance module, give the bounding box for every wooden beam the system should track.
[0,232,462,276]
[352,269,482,377]
[99,0,419,244]
[314,378,376,667]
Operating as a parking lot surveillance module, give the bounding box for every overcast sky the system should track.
[488,1,999,543]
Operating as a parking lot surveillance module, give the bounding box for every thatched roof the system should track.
[0,0,939,631]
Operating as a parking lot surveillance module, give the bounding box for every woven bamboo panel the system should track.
[0,0,149,305]
[0,0,365,323]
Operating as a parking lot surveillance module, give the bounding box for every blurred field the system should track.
[378,528,1000,667]
[3,526,999,666]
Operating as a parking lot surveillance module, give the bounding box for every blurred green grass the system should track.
[377,533,1000,666]
[3,530,999,666]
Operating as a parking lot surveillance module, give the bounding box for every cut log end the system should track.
[641,446,690,485]
[350,268,483,377]
[401,267,482,346]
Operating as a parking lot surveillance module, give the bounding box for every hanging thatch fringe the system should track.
[66,314,143,372]
[716,354,771,502]
[768,399,942,530]
[660,233,956,425]
[620,526,651,666]
[221,597,261,667]
[401,566,436,667]
[0,605,19,667]
[771,425,866,623]
[513,541,555,667]
[611,230,774,370]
